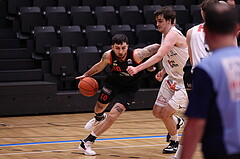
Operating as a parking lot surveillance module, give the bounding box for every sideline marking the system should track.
[0,144,169,157]
[0,135,181,147]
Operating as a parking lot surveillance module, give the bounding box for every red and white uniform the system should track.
[155,26,189,110]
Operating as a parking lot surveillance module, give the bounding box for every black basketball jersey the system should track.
[106,48,143,87]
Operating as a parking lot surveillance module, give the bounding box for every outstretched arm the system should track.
[133,43,160,63]
[127,31,178,75]
[76,51,110,79]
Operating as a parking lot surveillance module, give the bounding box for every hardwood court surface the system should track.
[0,110,203,159]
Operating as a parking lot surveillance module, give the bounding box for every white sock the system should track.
[91,131,98,137]
[173,145,182,159]
[173,115,178,125]
[170,134,178,141]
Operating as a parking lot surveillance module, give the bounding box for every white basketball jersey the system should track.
[162,26,189,80]
[190,23,212,68]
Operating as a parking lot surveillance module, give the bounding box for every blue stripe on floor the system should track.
[0,135,181,147]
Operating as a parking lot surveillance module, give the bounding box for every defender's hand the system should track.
[155,70,165,82]
[127,66,139,75]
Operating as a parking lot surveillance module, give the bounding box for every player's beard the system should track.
[117,53,126,61]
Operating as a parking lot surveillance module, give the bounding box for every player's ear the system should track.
[233,24,240,37]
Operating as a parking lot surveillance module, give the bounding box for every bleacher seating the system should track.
[1,0,240,115]
[144,5,161,24]
[33,26,60,54]
[95,6,120,27]
[76,46,100,75]
[119,6,144,27]
[8,0,32,15]
[50,46,75,78]
[136,24,160,44]
[33,0,58,13]
[19,7,43,34]
[111,24,137,45]
[60,25,85,52]
[86,25,111,48]
[191,5,203,24]
[71,6,96,30]
[57,0,82,13]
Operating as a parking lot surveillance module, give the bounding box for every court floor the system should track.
[0,110,203,159]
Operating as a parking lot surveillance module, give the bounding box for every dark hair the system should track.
[112,34,128,45]
[205,6,238,34]
[154,6,176,24]
[200,0,219,13]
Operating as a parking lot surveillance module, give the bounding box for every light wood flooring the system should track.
[0,110,203,159]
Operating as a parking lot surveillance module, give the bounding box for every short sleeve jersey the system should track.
[186,47,240,156]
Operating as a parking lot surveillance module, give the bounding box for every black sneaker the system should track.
[162,140,179,154]
[176,116,184,129]
[166,133,171,142]
[166,116,184,142]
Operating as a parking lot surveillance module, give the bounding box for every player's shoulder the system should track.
[168,27,185,37]
[102,50,112,62]
[167,29,181,38]
[186,28,193,38]
[103,49,112,57]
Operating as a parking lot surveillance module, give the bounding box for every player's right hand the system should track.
[155,70,165,82]
[75,75,86,80]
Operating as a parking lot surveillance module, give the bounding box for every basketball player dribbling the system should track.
[75,34,160,155]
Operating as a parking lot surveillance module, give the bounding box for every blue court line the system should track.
[0,135,181,147]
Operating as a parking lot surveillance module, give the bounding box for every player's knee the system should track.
[159,113,169,120]
[107,113,118,123]
[152,109,162,119]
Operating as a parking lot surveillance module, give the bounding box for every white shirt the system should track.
[162,26,189,80]
[190,23,212,69]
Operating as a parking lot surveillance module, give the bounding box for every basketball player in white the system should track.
[127,6,189,154]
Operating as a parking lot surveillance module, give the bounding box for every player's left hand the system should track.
[127,66,139,75]
[75,75,86,80]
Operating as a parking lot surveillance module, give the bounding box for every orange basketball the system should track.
[78,77,99,97]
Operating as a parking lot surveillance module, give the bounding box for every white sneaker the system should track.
[78,140,96,156]
[84,113,107,131]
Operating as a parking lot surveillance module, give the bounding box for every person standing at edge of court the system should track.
[127,6,189,154]
[180,5,240,159]
[173,1,231,158]
[76,34,160,156]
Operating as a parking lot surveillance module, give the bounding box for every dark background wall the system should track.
[0,0,239,116]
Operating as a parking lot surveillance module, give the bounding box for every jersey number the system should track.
[112,66,122,72]
[100,93,108,101]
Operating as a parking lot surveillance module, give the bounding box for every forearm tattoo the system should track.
[114,105,124,113]
[138,44,160,60]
